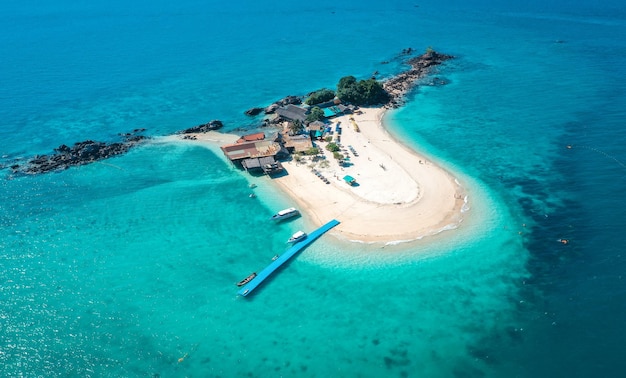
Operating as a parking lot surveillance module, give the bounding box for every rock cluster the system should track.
[244,107,264,116]
[383,50,453,108]
[6,117,226,176]
[178,119,223,134]
[11,132,148,175]
[4,49,453,177]
[264,95,302,115]
[243,95,303,118]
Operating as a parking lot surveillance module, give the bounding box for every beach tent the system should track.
[343,175,356,186]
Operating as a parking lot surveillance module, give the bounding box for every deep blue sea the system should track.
[2,1,625,377]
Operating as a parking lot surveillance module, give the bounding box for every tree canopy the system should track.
[304,147,320,156]
[305,106,325,123]
[336,75,389,106]
[305,88,335,105]
[325,142,340,152]
[288,119,304,135]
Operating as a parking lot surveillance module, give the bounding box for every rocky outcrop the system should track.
[4,49,454,177]
[178,119,223,133]
[276,95,302,107]
[6,118,226,176]
[383,50,453,108]
[264,103,280,114]
[11,132,148,175]
[263,95,303,114]
[244,107,264,116]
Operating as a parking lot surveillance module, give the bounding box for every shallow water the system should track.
[1,1,625,377]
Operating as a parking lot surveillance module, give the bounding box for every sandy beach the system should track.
[165,107,467,244]
[272,107,466,243]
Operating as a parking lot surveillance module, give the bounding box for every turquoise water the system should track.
[2,1,626,377]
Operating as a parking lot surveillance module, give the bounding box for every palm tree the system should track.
[288,119,304,135]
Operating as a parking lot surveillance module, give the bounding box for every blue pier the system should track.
[238,219,340,297]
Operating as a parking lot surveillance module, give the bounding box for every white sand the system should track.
[161,107,467,244]
[272,107,466,243]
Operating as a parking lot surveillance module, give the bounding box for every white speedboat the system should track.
[270,207,300,221]
[287,230,307,244]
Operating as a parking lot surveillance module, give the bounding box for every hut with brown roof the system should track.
[282,134,313,154]
[307,120,326,140]
[236,132,265,144]
[275,104,308,123]
[220,133,288,175]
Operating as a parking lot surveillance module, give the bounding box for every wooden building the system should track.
[220,133,288,175]
[282,134,313,154]
[236,132,265,144]
[275,104,308,123]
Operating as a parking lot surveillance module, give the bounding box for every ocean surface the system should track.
[1,1,625,377]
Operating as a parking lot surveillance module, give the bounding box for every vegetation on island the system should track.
[305,106,325,123]
[305,88,335,106]
[325,142,340,153]
[288,119,305,135]
[325,142,345,160]
[303,147,320,156]
[336,75,389,106]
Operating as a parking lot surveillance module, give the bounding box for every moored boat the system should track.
[270,207,300,221]
[236,272,257,287]
[287,230,307,244]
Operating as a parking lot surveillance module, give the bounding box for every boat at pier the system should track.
[270,207,300,221]
[287,230,307,244]
[237,219,340,297]
[236,272,257,287]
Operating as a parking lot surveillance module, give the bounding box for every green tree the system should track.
[325,142,340,152]
[336,75,389,106]
[305,106,325,123]
[288,119,304,135]
[358,78,389,105]
[337,76,357,91]
[305,89,335,105]
[336,76,361,104]
[304,147,320,156]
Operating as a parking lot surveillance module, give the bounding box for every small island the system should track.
[165,49,466,244]
[5,48,465,244]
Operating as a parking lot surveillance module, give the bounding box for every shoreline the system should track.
[271,107,466,244]
[5,50,452,178]
[164,106,467,244]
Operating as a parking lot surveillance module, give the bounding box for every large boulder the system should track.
[262,95,303,115]
[264,103,279,114]
[244,107,264,116]
[179,119,223,134]
[277,95,302,106]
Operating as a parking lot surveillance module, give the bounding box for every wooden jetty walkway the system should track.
[237,219,340,297]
